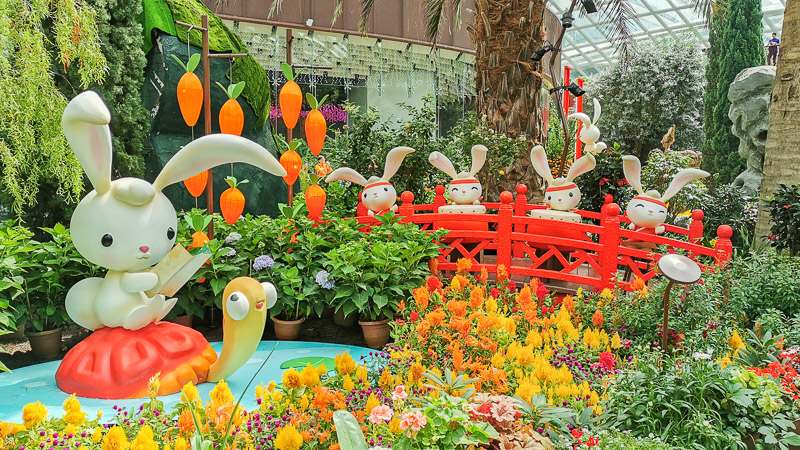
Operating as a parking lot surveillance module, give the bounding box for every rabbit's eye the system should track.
[471,186,479,190]
[363,193,367,199]
[635,204,645,208]
[452,187,458,192]
[167,227,175,240]
[101,234,113,247]
[569,192,574,197]
[547,196,551,201]
[384,187,389,192]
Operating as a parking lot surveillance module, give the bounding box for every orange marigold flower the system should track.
[456,258,473,274]
[497,265,509,283]
[592,310,604,328]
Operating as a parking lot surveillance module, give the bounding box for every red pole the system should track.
[433,185,446,213]
[599,202,621,289]
[398,191,415,222]
[562,66,572,116]
[574,78,584,160]
[497,192,514,271]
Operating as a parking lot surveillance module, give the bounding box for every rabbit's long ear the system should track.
[568,112,592,127]
[382,146,415,181]
[153,134,287,192]
[622,155,645,195]
[326,168,368,186]
[529,145,554,184]
[661,168,710,202]
[62,91,113,194]
[428,152,458,178]
[592,98,602,125]
[566,154,596,182]
[470,145,488,176]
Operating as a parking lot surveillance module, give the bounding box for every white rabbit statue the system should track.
[570,98,607,156]
[622,155,709,235]
[326,146,415,216]
[529,145,596,212]
[428,145,488,206]
[62,91,287,331]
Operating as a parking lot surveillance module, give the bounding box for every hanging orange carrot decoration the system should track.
[185,214,212,283]
[279,63,302,130]
[305,174,327,220]
[220,176,249,225]
[216,81,246,136]
[279,139,303,186]
[304,93,328,156]
[183,170,208,198]
[172,54,203,127]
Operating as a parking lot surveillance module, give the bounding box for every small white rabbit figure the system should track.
[62,91,287,331]
[622,155,709,235]
[326,147,415,215]
[428,145,488,205]
[529,145,596,211]
[569,98,607,156]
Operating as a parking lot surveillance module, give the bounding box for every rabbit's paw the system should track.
[655,225,666,235]
[66,278,104,330]
[156,297,178,322]
[123,305,157,330]
[120,272,159,293]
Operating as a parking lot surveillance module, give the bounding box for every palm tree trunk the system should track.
[472,0,547,201]
[754,0,800,242]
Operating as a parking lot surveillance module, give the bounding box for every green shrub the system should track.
[765,184,800,256]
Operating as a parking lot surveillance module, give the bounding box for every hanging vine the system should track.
[0,0,106,216]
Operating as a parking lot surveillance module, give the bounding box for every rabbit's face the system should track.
[545,184,581,211]
[70,179,178,272]
[579,126,600,144]
[449,179,482,204]
[626,197,668,229]
[361,182,397,213]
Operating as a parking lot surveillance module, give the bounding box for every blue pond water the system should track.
[0,340,371,423]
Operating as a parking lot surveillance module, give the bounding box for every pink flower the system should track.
[489,396,518,423]
[391,385,408,402]
[368,405,393,424]
[399,411,427,432]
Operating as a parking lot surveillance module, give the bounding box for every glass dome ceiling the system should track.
[547,0,787,78]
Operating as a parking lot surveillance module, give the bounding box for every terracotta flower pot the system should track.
[272,317,305,341]
[1,325,25,341]
[321,306,335,319]
[334,309,357,327]
[26,327,63,359]
[359,319,391,349]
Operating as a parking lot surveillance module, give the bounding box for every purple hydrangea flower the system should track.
[253,255,275,271]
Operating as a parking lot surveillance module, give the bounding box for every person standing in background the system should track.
[767,33,780,66]
[315,156,332,178]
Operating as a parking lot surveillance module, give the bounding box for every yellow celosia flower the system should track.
[130,425,157,450]
[611,333,622,350]
[379,369,394,390]
[600,288,614,301]
[491,353,506,368]
[210,379,234,406]
[299,394,310,411]
[300,363,320,387]
[22,401,47,427]
[517,346,535,366]
[147,372,161,397]
[92,427,103,443]
[486,297,498,313]
[335,352,356,376]
[729,330,745,351]
[62,395,86,426]
[356,366,369,385]
[282,368,302,389]
[181,382,200,404]
[451,276,462,292]
[274,425,303,450]
[388,418,403,434]
[342,375,355,391]
[526,332,543,349]
[316,363,328,377]
[364,393,380,414]
[102,426,129,450]
[174,437,188,450]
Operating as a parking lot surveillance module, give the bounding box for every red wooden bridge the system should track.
[352,184,734,292]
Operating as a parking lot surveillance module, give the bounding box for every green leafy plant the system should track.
[733,330,783,367]
[765,184,800,256]
[422,368,478,400]
[333,410,369,450]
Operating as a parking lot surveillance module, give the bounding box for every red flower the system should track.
[542,304,548,315]
[587,437,599,446]
[427,276,441,291]
[490,287,501,298]
[571,429,583,439]
[598,351,616,370]
[508,280,517,292]
[410,311,419,323]
[600,177,610,186]
[536,282,550,301]
[784,205,792,209]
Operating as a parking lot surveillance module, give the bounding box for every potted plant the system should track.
[268,265,312,340]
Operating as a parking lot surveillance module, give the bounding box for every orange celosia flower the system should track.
[517,286,533,309]
[416,320,431,337]
[456,258,473,274]
[177,410,195,432]
[469,287,485,309]
[592,310,604,328]
[413,287,430,311]
[479,267,489,283]
[562,295,575,312]
[497,265,509,283]
[428,258,439,275]
[447,300,468,318]
[426,309,446,326]
[631,277,646,291]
